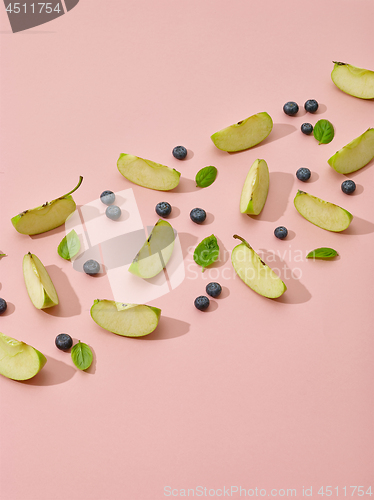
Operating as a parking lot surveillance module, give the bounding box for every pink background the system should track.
[1,1,373,499]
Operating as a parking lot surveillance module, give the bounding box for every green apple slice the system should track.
[211,112,273,152]
[11,176,83,235]
[90,299,161,337]
[128,219,175,279]
[294,191,353,232]
[117,154,181,191]
[328,128,374,174]
[0,332,47,381]
[240,159,269,215]
[23,253,59,309]
[331,61,374,99]
[231,235,286,299]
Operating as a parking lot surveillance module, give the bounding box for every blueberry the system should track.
[190,208,206,224]
[172,146,187,160]
[341,180,356,194]
[206,282,222,298]
[296,167,311,181]
[274,226,288,239]
[283,101,299,116]
[301,123,313,135]
[155,202,172,217]
[100,190,115,205]
[55,333,73,351]
[194,296,210,311]
[83,259,100,275]
[0,298,7,315]
[106,205,121,220]
[304,99,319,113]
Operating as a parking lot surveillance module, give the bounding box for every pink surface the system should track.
[0,1,373,499]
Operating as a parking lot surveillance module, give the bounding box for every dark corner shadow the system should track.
[30,224,66,239]
[171,178,199,193]
[177,232,199,260]
[137,317,190,340]
[20,356,76,386]
[167,207,181,219]
[259,249,312,304]
[340,216,374,236]
[77,204,101,223]
[3,302,15,316]
[43,265,82,317]
[248,171,294,223]
[210,236,229,268]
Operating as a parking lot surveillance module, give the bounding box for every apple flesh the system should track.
[294,191,353,232]
[90,299,161,337]
[328,128,374,174]
[128,219,175,279]
[117,154,181,191]
[23,253,59,309]
[231,235,286,299]
[11,176,83,235]
[211,112,273,152]
[0,332,47,381]
[240,159,269,215]
[331,61,374,99]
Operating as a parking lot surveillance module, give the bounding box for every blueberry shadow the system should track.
[285,229,296,241]
[172,178,199,193]
[203,300,219,313]
[30,224,66,239]
[219,286,230,299]
[137,317,190,340]
[166,207,181,219]
[43,265,82,317]
[20,356,76,386]
[341,216,374,235]
[248,172,294,223]
[308,172,320,183]
[315,103,327,114]
[351,184,364,195]
[259,249,312,304]
[2,302,15,316]
[204,212,215,225]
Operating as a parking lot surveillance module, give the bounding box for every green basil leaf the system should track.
[195,166,218,188]
[57,230,80,260]
[193,234,219,270]
[0,253,6,258]
[306,247,338,259]
[71,341,93,371]
[313,119,334,144]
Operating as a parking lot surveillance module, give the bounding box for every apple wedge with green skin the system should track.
[331,61,374,99]
[211,112,273,152]
[128,219,175,279]
[23,253,59,309]
[294,191,353,232]
[240,159,269,215]
[231,235,286,299]
[328,128,374,174]
[11,176,83,235]
[90,300,161,337]
[117,154,181,191]
[0,332,47,381]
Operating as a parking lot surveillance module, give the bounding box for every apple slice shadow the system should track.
[20,356,76,386]
[341,157,374,178]
[247,172,294,223]
[340,216,374,235]
[171,178,200,193]
[176,232,199,260]
[137,317,190,340]
[43,265,82,317]
[226,123,297,154]
[258,249,312,304]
